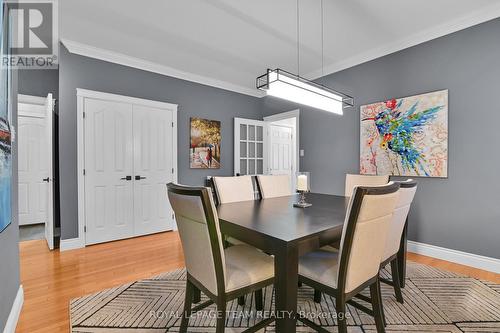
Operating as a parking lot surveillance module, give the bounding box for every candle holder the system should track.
[294,172,312,208]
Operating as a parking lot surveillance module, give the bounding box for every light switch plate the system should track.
[299,149,304,157]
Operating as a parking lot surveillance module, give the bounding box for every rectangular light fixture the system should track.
[256,69,353,115]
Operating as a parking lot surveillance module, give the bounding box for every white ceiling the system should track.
[60,0,500,97]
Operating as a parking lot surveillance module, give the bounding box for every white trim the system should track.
[63,39,264,98]
[3,286,23,333]
[263,109,300,176]
[59,237,85,252]
[18,94,46,105]
[76,89,178,110]
[408,241,500,274]
[306,3,500,80]
[77,89,179,245]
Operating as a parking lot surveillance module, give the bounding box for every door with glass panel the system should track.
[234,118,266,175]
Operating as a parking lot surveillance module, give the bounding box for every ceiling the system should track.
[60,0,500,97]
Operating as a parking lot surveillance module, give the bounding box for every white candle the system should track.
[297,174,308,191]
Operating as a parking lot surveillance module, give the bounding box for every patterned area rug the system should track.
[70,262,500,332]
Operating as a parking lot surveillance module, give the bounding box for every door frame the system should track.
[18,94,55,249]
[263,109,300,177]
[75,89,178,250]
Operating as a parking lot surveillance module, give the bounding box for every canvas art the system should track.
[190,117,221,169]
[0,1,12,232]
[360,90,448,177]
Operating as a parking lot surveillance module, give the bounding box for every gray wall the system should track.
[0,58,20,330]
[263,18,500,259]
[18,69,59,99]
[59,45,262,240]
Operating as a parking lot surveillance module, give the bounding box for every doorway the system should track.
[264,110,299,191]
[17,94,55,249]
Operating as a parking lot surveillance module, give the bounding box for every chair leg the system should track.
[215,299,227,333]
[238,295,245,306]
[370,279,386,333]
[180,280,194,333]
[254,289,263,311]
[193,286,201,303]
[377,277,387,327]
[314,289,322,303]
[390,259,404,303]
[336,297,348,333]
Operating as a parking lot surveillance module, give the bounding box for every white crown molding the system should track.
[61,39,265,98]
[408,241,500,274]
[3,286,23,333]
[307,4,500,79]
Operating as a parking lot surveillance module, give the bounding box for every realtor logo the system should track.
[3,0,58,69]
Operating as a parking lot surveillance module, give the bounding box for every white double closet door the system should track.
[84,97,176,245]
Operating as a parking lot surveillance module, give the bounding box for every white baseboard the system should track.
[3,285,23,333]
[408,241,500,274]
[60,237,85,252]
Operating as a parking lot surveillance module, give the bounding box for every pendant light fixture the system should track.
[256,0,353,114]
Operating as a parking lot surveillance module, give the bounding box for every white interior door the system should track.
[18,117,48,226]
[269,125,293,176]
[84,99,135,245]
[133,105,174,236]
[18,93,54,249]
[44,94,54,249]
[234,118,266,175]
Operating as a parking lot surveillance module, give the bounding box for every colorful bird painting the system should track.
[360,90,448,177]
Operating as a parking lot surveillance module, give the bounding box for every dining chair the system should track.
[209,176,264,307]
[167,183,275,333]
[256,174,293,198]
[380,179,417,303]
[212,175,255,204]
[298,182,400,333]
[345,174,389,197]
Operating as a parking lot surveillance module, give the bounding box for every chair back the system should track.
[257,175,293,198]
[167,183,225,296]
[212,176,255,204]
[382,180,417,262]
[345,174,389,197]
[338,182,400,293]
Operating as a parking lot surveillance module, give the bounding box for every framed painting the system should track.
[190,117,221,169]
[360,90,448,178]
[0,0,12,232]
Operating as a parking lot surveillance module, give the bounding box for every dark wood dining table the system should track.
[217,193,408,333]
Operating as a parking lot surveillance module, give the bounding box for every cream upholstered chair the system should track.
[345,174,389,197]
[212,175,255,204]
[298,182,400,333]
[256,175,293,198]
[380,179,417,303]
[210,175,261,306]
[167,183,274,333]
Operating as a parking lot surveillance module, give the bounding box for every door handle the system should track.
[120,176,132,181]
[42,177,50,182]
[135,175,146,180]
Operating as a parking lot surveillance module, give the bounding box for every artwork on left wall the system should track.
[0,1,12,232]
[190,117,221,169]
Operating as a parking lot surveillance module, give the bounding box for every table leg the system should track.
[397,218,408,288]
[274,244,298,332]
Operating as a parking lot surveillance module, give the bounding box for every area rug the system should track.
[70,262,500,332]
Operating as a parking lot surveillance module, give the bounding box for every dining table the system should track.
[217,192,408,333]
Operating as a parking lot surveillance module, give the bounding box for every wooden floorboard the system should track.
[17,231,499,332]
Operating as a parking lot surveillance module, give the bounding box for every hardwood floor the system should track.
[17,232,184,333]
[17,231,499,332]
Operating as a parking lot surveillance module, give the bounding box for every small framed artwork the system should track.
[360,90,448,178]
[190,117,221,169]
